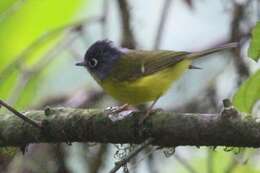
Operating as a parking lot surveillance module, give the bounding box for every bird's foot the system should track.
[105,104,137,122]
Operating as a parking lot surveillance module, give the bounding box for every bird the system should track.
[76,40,237,122]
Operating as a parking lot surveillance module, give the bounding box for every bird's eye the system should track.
[88,58,98,68]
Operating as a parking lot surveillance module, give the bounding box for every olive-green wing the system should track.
[110,50,190,81]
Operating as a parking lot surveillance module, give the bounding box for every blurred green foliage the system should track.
[0,0,87,108]
[248,22,260,61]
[233,70,260,113]
[232,22,260,114]
[190,148,259,173]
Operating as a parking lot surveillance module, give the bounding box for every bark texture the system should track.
[0,107,259,148]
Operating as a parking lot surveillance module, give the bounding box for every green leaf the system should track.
[248,22,260,61]
[0,0,88,108]
[178,148,259,173]
[0,0,86,69]
[233,70,260,113]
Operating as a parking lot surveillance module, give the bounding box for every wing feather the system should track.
[109,50,189,81]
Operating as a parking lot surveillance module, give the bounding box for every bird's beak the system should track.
[75,62,85,66]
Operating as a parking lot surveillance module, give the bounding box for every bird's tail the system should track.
[185,42,238,59]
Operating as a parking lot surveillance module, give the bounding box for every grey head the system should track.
[76,40,123,81]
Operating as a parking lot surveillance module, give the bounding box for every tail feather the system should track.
[185,42,238,59]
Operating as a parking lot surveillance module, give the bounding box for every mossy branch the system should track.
[0,106,259,148]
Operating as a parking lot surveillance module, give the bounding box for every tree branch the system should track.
[230,1,250,83]
[154,0,173,49]
[117,0,136,49]
[0,106,259,148]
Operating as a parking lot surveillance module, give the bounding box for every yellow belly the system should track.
[101,60,191,105]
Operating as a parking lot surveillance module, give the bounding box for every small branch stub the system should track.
[221,99,241,119]
[223,99,232,108]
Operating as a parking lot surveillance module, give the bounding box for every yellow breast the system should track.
[100,60,191,105]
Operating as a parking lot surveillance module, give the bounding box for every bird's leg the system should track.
[105,104,137,122]
[138,97,160,124]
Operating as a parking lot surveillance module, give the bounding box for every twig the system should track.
[117,0,136,48]
[0,99,41,129]
[109,138,155,173]
[154,0,173,49]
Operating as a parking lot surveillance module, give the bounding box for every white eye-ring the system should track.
[88,58,98,68]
